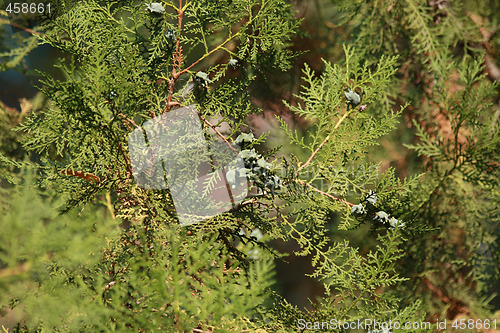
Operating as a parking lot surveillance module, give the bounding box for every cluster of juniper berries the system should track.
[351,191,405,229]
[225,133,283,195]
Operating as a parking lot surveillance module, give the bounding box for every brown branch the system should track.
[104,106,134,177]
[419,276,491,325]
[61,169,101,183]
[164,0,185,112]
[0,17,42,36]
[197,112,238,153]
[119,112,140,129]
[104,280,116,290]
[297,134,331,173]
[117,141,134,176]
[466,11,500,81]
[484,54,500,81]
[421,276,452,304]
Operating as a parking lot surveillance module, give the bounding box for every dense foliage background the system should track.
[1,0,499,332]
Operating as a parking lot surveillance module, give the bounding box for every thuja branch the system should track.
[277,209,352,278]
[337,231,404,320]
[181,30,242,75]
[179,0,265,76]
[166,0,186,109]
[102,6,134,34]
[164,0,264,111]
[293,107,358,209]
[297,107,354,173]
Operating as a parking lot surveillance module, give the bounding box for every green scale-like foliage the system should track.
[328,0,500,322]
[0,170,276,332]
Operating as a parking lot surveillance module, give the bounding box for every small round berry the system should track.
[146,2,165,14]
[345,89,361,106]
[351,203,367,217]
[365,190,377,207]
[265,175,283,193]
[240,149,259,161]
[225,169,237,187]
[194,71,211,87]
[256,158,272,170]
[373,211,389,223]
[389,217,405,229]
[228,59,239,69]
[164,29,176,44]
[250,228,263,240]
[235,132,255,146]
[108,91,118,100]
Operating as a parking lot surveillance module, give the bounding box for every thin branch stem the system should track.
[180,31,242,75]
[297,108,352,173]
[0,17,42,35]
[61,169,101,183]
[165,0,185,111]
[119,112,140,129]
[179,0,261,76]
[162,1,262,112]
[198,113,238,153]
[297,179,354,207]
[104,192,116,219]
